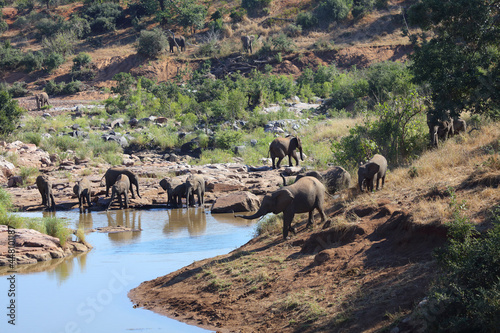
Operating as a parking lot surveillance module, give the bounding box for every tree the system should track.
[0,90,23,136]
[407,0,500,120]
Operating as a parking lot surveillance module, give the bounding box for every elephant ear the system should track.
[367,162,380,175]
[271,189,294,214]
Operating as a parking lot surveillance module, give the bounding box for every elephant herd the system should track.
[427,113,467,147]
[35,167,206,213]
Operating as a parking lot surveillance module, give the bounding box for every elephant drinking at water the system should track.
[235,176,327,239]
[101,167,141,199]
[107,174,130,210]
[36,175,56,211]
[73,177,92,213]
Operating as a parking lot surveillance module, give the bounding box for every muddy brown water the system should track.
[0,208,257,332]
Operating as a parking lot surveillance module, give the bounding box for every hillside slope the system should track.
[129,124,500,332]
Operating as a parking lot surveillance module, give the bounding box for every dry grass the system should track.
[385,122,500,226]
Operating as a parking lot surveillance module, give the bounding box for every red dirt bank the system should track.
[129,199,446,332]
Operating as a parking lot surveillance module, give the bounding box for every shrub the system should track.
[215,130,243,150]
[352,0,375,18]
[35,16,63,37]
[296,12,318,29]
[7,81,29,97]
[315,0,353,22]
[284,23,302,37]
[0,19,8,35]
[0,42,23,70]
[0,90,24,136]
[65,17,91,39]
[270,33,296,53]
[230,8,246,22]
[365,61,414,104]
[82,3,124,34]
[424,199,500,332]
[43,52,65,73]
[242,0,272,11]
[15,0,34,12]
[136,29,167,58]
[42,31,76,57]
[22,51,45,72]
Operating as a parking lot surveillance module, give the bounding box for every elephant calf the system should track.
[36,175,56,211]
[102,167,141,199]
[358,154,387,193]
[159,177,192,208]
[453,118,467,136]
[185,174,205,207]
[236,176,327,239]
[107,174,130,210]
[73,177,92,213]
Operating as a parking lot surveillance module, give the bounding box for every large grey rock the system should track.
[211,191,261,213]
[323,166,351,194]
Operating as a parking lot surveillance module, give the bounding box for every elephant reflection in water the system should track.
[164,207,207,237]
[106,209,142,243]
[77,211,94,231]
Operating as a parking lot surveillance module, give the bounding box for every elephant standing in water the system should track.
[159,177,192,208]
[241,35,255,54]
[35,92,49,110]
[185,174,205,207]
[269,136,304,169]
[358,154,387,193]
[73,177,92,213]
[101,167,141,199]
[36,175,56,211]
[107,174,130,210]
[236,176,327,239]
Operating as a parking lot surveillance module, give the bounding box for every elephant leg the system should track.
[282,210,295,239]
[50,194,56,211]
[276,157,284,169]
[306,211,315,227]
[124,193,129,209]
[290,152,299,167]
[381,175,385,189]
[106,185,110,197]
[107,191,116,210]
[78,196,83,213]
[375,175,380,191]
[130,185,135,199]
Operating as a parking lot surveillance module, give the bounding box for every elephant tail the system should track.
[100,174,105,186]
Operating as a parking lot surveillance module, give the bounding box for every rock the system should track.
[314,249,336,265]
[128,118,139,127]
[282,166,304,176]
[323,166,351,194]
[234,146,246,155]
[211,191,261,213]
[71,124,80,130]
[156,117,168,124]
[250,139,258,146]
[206,182,245,193]
[111,118,124,128]
[42,113,51,118]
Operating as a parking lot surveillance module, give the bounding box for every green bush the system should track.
[82,3,124,34]
[0,18,8,35]
[43,52,65,73]
[296,12,318,29]
[35,16,63,38]
[215,130,243,150]
[42,31,77,57]
[242,0,272,11]
[424,198,500,332]
[230,8,246,22]
[65,17,91,39]
[366,61,414,104]
[6,81,29,97]
[22,51,44,72]
[0,90,24,136]
[315,0,352,22]
[284,23,302,37]
[352,0,375,18]
[136,29,167,58]
[0,42,23,70]
[270,33,296,53]
[15,0,34,12]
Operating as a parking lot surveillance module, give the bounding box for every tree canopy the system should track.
[407,0,500,120]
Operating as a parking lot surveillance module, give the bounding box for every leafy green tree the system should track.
[0,90,23,136]
[408,0,500,119]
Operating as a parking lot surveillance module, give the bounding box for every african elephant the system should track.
[73,177,92,213]
[35,92,49,110]
[167,36,185,53]
[269,136,304,169]
[235,176,327,239]
[427,112,454,147]
[241,35,255,54]
[101,167,141,199]
[159,177,192,208]
[358,154,387,193]
[36,175,56,211]
[185,174,205,207]
[107,174,130,210]
[280,170,323,187]
[452,118,467,136]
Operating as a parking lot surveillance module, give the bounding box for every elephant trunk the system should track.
[134,181,141,198]
[299,146,304,161]
[234,209,266,220]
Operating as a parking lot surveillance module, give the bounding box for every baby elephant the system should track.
[73,177,92,213]
[36,175,56,211]
[107,174,130,210]
[358,154,387,193]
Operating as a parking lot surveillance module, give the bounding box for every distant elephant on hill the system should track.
[107,174,130,210]
[358,154,387,193]
[452,118,467,136]
[167,36,185,53]
[36,175,56,211]
[35,92,49,110]
[427,112,454,147]
[185,174,205,207]
[159,177,192,208]
[241,35,255,54]
[235,176,327,239]
[73,177,92,213]
[269,136,304,169]
[101,167,141,199]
